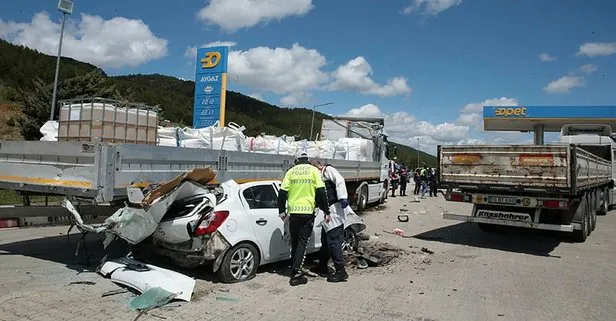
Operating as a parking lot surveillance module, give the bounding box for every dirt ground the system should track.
[1,192,615,321]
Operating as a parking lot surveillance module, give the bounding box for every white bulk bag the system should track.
[295,140,319,158]
[40,120,59,141]
[157,127,180,146]
[339,138,374,162]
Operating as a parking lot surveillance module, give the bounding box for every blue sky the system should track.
[1,0,615,153]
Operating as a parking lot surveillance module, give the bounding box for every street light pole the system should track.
[417,137,420,168]
[309,101,334,140]
[50,0,74,121]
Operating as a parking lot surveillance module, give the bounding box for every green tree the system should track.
[16,69,120,140]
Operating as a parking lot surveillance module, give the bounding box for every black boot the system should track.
[289,272,308,286]
[327,267,348,283]
[311,264,330,277]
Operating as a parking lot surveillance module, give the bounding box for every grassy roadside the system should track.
[0,190,63,206]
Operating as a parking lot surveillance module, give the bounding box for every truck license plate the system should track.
[488,196,517,205]
[475,210,531,222]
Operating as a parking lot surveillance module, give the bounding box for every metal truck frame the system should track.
[437,124,615,242]
[0,116,390,214]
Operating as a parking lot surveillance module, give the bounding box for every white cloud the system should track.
[197,0,314,33]
[456,97,518,126]
[0,11,167,68]
[579,63,597,74]
[538,53,557,62]
[248,93,264,101]
[227,43,328,102]
[544,75,585,94]
[402,0,463,16]
[185,41,237,59]
[280,92,312,106]
[577,42,616,57]
[341,98,536,155]
[343,104,468,154]
[329,57,411,97]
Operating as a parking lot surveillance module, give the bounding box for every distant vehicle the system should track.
[152,180,366,283]
[438,124,615,242]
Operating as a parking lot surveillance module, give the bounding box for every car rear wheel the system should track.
[217,243,260,283]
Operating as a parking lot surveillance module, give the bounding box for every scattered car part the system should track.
[98,257,195,302]
[398,214,409,222]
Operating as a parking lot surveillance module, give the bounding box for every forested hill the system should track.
[0,39,436,167]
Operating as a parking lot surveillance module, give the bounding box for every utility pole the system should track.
[417,137,420,168]
[50,0,74,121]
[309,101,334,140]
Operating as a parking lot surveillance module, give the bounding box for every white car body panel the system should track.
[99,260,196,302]
[154,179,363,268]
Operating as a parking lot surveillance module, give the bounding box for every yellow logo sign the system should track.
[494,107,527,117]
[201,51,221,69]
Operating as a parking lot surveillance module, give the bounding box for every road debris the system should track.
[346,241,406,268]
[398,214,409,222]
[102,289,130,297]
[98,257,196,302]
[383,230,413,238]
[216,296,240,302]
[68,281,96,285]
[421,247,434,255]
[131,287,179,321]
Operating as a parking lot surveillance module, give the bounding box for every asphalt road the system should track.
[0,192,614,321]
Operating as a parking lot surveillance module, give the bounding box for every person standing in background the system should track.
[428,167,438,197]
[399,166,408,196]
[420,165,429,199]
[413,168,421,195]
[389,157,398,198]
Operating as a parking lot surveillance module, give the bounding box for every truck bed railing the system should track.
[437,144,612,195]
[0,141,383,203]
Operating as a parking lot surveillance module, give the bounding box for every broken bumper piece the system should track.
[98,257,196,302]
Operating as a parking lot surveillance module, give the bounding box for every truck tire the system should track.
[572,197,589,242]
[357,185,368,212]
[598,188,608,216]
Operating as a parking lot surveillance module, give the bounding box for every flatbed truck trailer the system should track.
[0,117,390,213]
[437,124,615,242]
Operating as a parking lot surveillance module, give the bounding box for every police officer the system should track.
[312,160,349,283]
[278,152,330,286]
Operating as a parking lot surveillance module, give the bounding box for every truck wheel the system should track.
[216,243,260,283]
[598,188,608,216]
[357,186,368,212]
[572,210,588,243]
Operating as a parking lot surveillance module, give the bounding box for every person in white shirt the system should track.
[311,160,349,283]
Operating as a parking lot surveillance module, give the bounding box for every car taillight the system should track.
[537,200,568,209]
[194,210,229,236]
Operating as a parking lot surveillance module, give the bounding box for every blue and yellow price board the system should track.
[193,46,229,129]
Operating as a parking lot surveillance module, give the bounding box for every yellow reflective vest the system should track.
[280,163,325,214]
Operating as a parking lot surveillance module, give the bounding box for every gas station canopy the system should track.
[483,106,616,132]
[483,106,616,145]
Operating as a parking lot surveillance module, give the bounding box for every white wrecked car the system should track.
[152,179,366,283]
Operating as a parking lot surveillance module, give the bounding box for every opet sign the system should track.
[494,107,527,117]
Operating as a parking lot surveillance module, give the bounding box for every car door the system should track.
[272,181,323,254]
[242,183,290,262]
